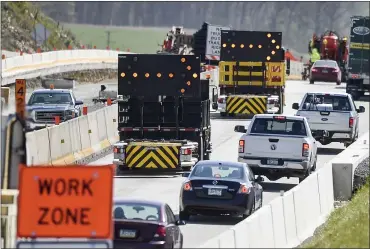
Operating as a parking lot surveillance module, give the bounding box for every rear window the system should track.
[250,118,307,136]
[191,164,244,180]
[313,60,337,68]
[302,94,352,111]
[113,203,161,221]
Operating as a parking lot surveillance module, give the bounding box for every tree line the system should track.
[34,1,369,53]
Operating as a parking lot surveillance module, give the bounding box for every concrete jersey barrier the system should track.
[2,50,304,86]
[197,132,369,248]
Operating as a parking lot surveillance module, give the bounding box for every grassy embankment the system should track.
[63,23,169,53]
[303,177,369,248]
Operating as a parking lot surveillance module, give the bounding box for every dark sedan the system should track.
[179,161,264,220]
[113,198,185,249]
[309,59,342,85]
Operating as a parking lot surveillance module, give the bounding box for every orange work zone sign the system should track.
[271,65,281,73]
[17,165,114,239]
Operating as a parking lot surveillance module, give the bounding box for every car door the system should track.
[165,205,178,247]
[348,95,359,136]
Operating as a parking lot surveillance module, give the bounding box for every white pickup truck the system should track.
[292,92,365,147]
[234,114,318,183]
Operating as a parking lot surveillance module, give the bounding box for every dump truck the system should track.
[113,54,216,174]
[346,16,370,100]
[212,30,290,117]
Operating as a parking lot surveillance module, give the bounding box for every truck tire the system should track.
[299,167,311,183]
[310,80,314,84]
[336,80,341,85]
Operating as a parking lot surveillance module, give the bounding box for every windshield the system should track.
[191,164,244,179]
[313,60,337,68]
[113,203,161,221]
[28,92,72,105]
[302,94,351,111]
[250,118,307,136]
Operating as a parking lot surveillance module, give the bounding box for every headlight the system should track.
[65,110,75,118]
[26,110,35,121]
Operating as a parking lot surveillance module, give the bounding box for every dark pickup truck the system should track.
[346,16,370,100]
[26,88,84,131]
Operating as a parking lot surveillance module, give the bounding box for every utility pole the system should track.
[106,30,111,48]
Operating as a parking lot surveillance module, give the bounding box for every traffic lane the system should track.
[4,80,117,115]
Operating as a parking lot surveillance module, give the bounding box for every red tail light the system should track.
[154,225,166,238]
[239,140,245,153]
[183,181,192,191]
[238,184,250,194]
[182,148,192,155]
[218,98,224,103]
[302,143,309,157]
[311,68,318,72]
[333,68,340,73]
[349,117,354,128]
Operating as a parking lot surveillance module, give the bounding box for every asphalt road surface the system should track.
[89,80,369,247]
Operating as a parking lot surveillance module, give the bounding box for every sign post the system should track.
[15,79,26,120]
[17,165,114,248]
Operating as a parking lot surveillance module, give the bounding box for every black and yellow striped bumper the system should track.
[226,96,267,114]
[125,142,181,169]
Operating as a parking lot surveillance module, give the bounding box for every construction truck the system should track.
[302,30,349,82]
[212,30,290,117]
[112,54,216,174]
[346,16,370,100]
[158,26,194,55]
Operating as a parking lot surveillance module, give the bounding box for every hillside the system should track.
[1,2,80,53]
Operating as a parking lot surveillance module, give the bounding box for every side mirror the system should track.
[176,220,186,225]
[212,87,218,103]
[212,103,218,110]
[292,103,299,110]
[234,125,246,133]
[357,106,365,113]
[75,100,84,105]
[255,176,264,183]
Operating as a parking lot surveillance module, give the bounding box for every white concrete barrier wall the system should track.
[197,135,368,248]
[25,103,119,166]
[2,50,304,86]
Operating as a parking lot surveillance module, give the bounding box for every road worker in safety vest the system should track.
[310,48,321,64]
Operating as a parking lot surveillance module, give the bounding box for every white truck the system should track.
[292,92,365,147]
[234,114,318,183]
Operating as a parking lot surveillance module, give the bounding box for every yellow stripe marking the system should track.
[156,149,175,168]
[229,98,244,113]
[146,161,158,168]
[135,152,155,168]
[126,146,141,162]
[150,153,168,169]
[255,97,266,111]
[245,101,258,114]
[128,147,148,167]
[164,147,179,164]
[249,99,263,114]
[226,97,239,110]
[235,102,248,114]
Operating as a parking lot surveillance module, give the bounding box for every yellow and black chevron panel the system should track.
[226,96,267,115]
[125,142,181,169]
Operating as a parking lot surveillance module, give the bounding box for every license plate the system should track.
[119,229,136,238]
[322,70,328,73]
[208,188,222,196]
[266,159,279,165]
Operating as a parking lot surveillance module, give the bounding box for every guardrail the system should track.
[197,131,369,248]
[1,50,132,86]
[2,49,305,86]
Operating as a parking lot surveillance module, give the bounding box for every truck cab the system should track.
[346,16,370,100]
[113,54,216,174]
[292,92,365,147]
[26,88,83,131]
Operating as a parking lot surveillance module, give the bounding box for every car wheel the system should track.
[180,234,183,249]
[336,81,341,85]
[179,210,190,221]
[299,167,311,183]
[309,79,314,84]
[311,158,317,172]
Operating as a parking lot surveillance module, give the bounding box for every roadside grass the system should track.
[303,177,369,248]
[63,23,169,53]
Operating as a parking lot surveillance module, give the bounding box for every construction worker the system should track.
[310,48,321,65]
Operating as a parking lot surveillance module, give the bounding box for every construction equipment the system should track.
[346,16,370,100]
[158,26,194,55]
[212,30,290,117]
[302,30,349,82]
[113,54,217,174]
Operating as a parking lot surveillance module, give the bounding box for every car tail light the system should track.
[238,184,250,194]
[114,146,123,153]
[333,68,340,73]
[311,68,318,72]
[218,98,224,104]
[302,143,309,157]
[154,225,166,238]
[349,117,354,128]
[183,181,192,191]
[239,140,245,153]
[182,148,192,155]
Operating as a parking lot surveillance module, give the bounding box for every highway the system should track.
[89,80,369,247]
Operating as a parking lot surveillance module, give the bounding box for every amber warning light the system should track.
[17,166,114,239]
